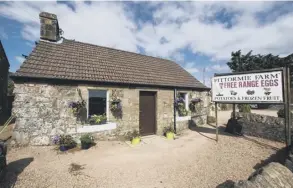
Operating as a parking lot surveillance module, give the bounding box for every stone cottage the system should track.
[11,12,210,145]
[0,40,10,120]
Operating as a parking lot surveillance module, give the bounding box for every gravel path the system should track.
[0,125,285,188]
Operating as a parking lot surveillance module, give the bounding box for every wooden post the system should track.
[287,65,291,147]
[284,67,289,147]
[232,104,236,119]
[215,102,218,142]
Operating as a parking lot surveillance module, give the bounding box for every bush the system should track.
[207,116,216,124]
[277,108,293,118]
[277,108,285,118]
[238,104,251,113]
[80,134,95,145]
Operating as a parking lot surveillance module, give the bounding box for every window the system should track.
[179,92,188,110]
[88,90,107,117]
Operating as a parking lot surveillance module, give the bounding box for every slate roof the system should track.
[13,39,208,89]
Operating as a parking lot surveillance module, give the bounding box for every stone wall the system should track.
[12,82,209,145]
[234,112,285,142]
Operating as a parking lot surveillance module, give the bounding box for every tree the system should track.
[227,50,293,72]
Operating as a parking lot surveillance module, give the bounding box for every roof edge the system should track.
[11,74,210,91]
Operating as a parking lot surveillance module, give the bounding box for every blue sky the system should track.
[1,1,293,86]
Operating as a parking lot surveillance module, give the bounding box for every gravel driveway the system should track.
[0,121,285,188]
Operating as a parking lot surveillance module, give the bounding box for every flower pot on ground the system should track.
[59,145,68,152]
[53,135,77,152]
[127,130,141,145]
[166,132,174,140]
[80,134,95,150]
[131,137,141,145]
[163,126,175,140]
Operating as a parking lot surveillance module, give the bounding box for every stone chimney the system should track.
[39,12,61,42]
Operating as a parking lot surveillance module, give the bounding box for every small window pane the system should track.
[88,90,107,116]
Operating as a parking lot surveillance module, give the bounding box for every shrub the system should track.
[277,108,293,118]
[238,104,251,113]
[80,134,95,145]
[277,108,285,118]
[207,116,216,124]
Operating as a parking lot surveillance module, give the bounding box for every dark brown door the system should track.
[139,91,156,136]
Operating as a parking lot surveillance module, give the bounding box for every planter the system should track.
[166,132,174,140]
[131,137,141,145]
[81,142,92,150]
[59,145,68,152]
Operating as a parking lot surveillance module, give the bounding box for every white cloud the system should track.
[138,2,293,60]
[0,2,139,53]
[1,1,293,68]
[15,56,25,64]
[207,64,230,72]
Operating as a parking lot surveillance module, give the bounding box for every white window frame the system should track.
[87,89,110,121]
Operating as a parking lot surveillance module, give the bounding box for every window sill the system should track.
[77,122,117,133]
[176,116,191,122]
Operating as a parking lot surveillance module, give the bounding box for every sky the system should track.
[1,1,293,87]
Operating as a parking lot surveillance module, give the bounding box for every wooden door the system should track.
[139,91,156,135]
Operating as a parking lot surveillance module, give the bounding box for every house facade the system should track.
[0,41,9,117]
[11,12,210,146]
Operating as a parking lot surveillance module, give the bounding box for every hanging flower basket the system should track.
[189,98,202,113]
[68,100,86,117]
[110,99,122,112]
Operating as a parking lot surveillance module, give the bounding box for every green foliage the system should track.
[177,103,188,116]
[277,108,285,118]
[207,116,216,124]
[80,134,95,145]
[238,104,251,113]
[163,126,175,134]
[126,129,140,140]
[7,79,14,96]
[59,135,76,147]
[88,114,107,125]
[227,50,293,73]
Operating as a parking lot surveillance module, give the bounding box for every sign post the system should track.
[212,68,286,143]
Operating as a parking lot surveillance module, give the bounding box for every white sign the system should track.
[212,71,283,103]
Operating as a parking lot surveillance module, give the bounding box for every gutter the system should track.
[174,88,177,134]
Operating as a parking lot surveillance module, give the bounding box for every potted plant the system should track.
[53,135,77,151]
[88,114,107,125]
[80,134,95,149]
[163,126,175,140]
[128,130,141,145]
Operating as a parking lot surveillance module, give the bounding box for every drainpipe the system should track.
[174,88,177,134]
